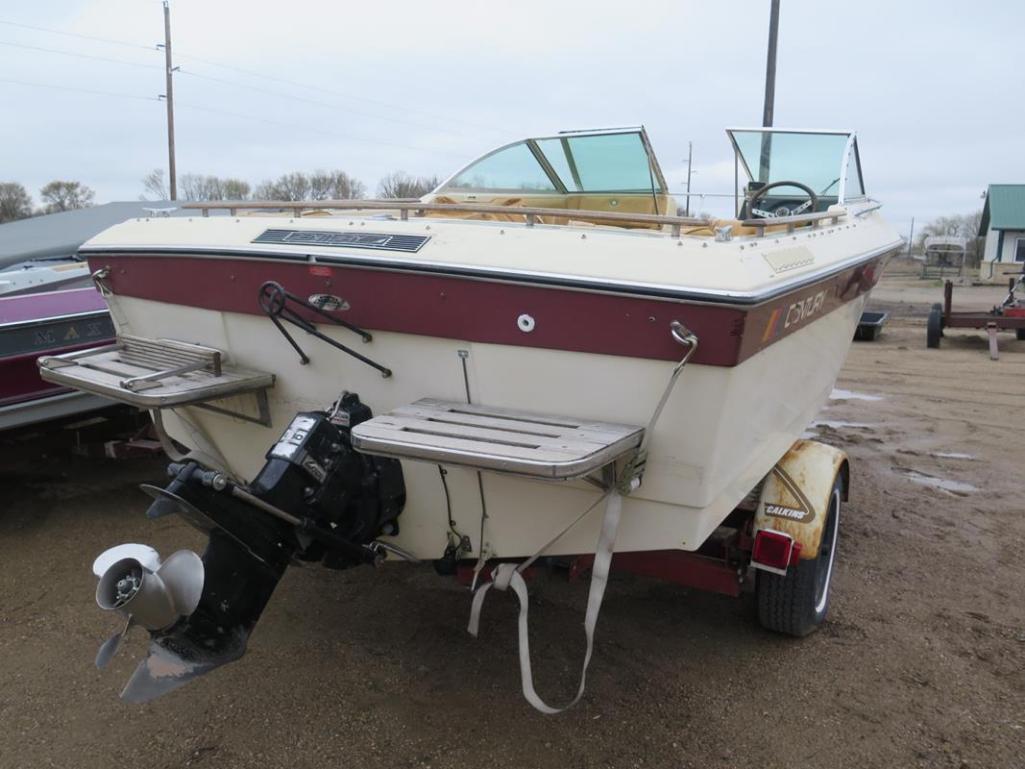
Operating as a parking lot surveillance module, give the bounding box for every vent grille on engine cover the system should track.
[253,229,430,253]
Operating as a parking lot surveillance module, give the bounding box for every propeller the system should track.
[92,544,204,670]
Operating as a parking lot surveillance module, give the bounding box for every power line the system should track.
[0,35,496,140]
[173,51,510,135]
[0,19,156,52]
[177,68,479,138]
[175,100,466,159]
[0,16,509,136]
[0,76,159,103]
[0,72,463,160]
[0,75,465,160]
[0,39,160,70]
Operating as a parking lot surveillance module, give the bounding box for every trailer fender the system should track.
[754,439,849,560]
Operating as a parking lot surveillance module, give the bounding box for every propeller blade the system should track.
[95,616,132,669]
[155,550,204,616]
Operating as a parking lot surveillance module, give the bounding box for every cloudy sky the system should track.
[1,0,1021,234]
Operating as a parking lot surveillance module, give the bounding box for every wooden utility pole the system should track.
[762,0,780,127]
[758,0,781,183]
[161,0,177,201]
[684,141,693,216]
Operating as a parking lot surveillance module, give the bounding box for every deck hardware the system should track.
[622,321,699,492]
[517,314,536,333]
[258,281,391,378]
[90,266,113,296]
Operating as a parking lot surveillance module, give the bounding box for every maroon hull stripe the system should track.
[88,251,890,368]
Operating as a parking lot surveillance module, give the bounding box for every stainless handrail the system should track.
[181,199,848,237]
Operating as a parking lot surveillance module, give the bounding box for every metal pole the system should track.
[162,1,177,201]
[906,216,915,258]
[758,0,780,183]
[684,141,693,217]
[762,0,780,127]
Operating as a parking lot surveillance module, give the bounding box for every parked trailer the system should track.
[927,274,1025,357]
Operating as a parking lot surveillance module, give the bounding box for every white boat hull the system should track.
[109,288,868,559]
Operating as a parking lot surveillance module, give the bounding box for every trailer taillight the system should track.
[751,529,800,575]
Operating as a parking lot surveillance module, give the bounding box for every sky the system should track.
[1,0,1022,236]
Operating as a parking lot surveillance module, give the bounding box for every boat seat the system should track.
[350,398,642,481]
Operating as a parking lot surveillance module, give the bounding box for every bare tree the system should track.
[39,180,95,213]
[141,169,169,201]
[377,172,440,199]
[179,174,251,201]
[0,182,33,223]
[255,172,310,201]
[219,178,251,200]
[255,170,366,201]
[307,170,366,200]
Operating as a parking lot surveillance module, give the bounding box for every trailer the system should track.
[927,273,1025,357]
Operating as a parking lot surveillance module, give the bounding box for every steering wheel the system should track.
[748,180,819,219]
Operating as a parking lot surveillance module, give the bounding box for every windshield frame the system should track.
[725,127,866,205]
[432,127,669,196]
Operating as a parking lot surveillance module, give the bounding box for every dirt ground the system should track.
[2,270,1024,769]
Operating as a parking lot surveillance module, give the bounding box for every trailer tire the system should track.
[927,306,943,348]
[756,473,843,637]
[1017,329,1025,341]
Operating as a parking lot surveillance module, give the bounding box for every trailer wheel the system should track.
[927,305,943,348]
[1017,329,1025,341]
[756,473,843,637]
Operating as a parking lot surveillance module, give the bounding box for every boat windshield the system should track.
[439,129,667,195]
[727,129,865,207]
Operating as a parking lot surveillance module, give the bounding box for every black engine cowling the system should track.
[119,392,404,702]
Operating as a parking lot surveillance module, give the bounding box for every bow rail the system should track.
[181,200,847,238]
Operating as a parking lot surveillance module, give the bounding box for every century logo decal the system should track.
[784,290,826,329]
[761,288,828,343]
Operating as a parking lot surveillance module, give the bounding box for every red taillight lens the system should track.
[752,529,796,574]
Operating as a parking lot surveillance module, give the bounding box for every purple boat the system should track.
[0,201,218,430]
[0,286,115,429]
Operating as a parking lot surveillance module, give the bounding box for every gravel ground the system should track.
[1,281,1024,769]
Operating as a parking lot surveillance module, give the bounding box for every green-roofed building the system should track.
[979,185,1025,283]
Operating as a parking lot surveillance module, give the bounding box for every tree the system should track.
[141,169,169,201]
[179,174,251,201]
[39,180,95,213]
[255,172,310,201]
[0,182,33,223]
[377,172,440,199]
[307,170,366,200]
[255,170,366,201]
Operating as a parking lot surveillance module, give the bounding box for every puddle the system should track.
[900,469,976,494]
[931,452,977,461]
[830,388,884,402]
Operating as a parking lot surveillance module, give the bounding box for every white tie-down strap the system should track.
[467,491,623,714]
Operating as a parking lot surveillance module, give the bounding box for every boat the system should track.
[40,127,903,707]
[0,284,114,430]
[0,202,203,431]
